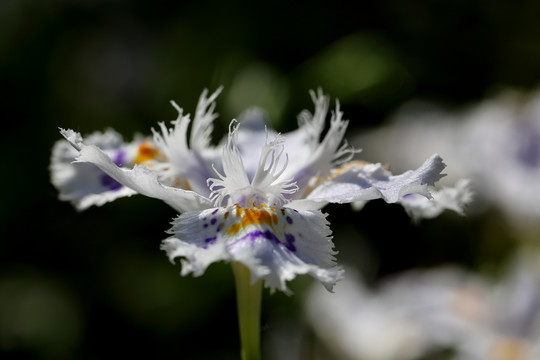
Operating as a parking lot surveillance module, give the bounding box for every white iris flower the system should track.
[52,88,449,293]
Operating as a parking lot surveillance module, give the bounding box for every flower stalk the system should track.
[232,261,262,360]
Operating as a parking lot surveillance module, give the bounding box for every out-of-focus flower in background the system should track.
[306,250,540,360]
[305,268,432,360]
[384,251,540,360]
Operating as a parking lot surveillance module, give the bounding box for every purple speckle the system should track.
[284,233,296,252]
[113,151,126,167]
[227,230,296,252]
[202,236,216,249]
[263,230,280,243]
[211,209,219,215]
[99,151,127,191]
[228,230,277,248]
[203,223,208,229]
[516,124,540,168]
[286,216,293,224]
[205,237,217,245]
[210,218,217,225]
[100,174,122,191]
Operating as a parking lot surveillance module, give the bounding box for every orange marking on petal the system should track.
[242,208,273,228]
[224,212,230,219]
[174,177,191,190]
[302,160,370,198]
[227,223,242,235]
[226,207,278,235]
[327,160,369,180]
[236,207,243,217]
[134,141,162,164]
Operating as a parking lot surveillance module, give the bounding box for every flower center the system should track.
[207,121,297,207]
[226,203,280,235]
[134,141,162,165]
[200,203,298,252]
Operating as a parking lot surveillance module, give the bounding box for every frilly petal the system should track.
[235,108,278,180]
[50,129,141,210]
[397,179,474,222]
[162,204,343,294]
[286,94,356,197]
[61,129,213,213]
[289,154,446,211]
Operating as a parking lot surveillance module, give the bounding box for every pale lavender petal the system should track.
[289,154,446,211]
[50,129,141,210]
[73,140,213,213]
[399,179,473,222]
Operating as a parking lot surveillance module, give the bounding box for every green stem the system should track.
[231,261,263,360]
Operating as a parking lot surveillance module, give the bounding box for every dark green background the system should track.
[1,0,537,359]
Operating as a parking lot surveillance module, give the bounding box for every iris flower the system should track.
[51,88,451,359]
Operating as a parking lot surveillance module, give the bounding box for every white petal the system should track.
[233,90,357,203]
[281,89,330,171]
[189,87,223,152]
[289,154,446,210]
[234,92,335,190]
[287,94,357,198]
[250,132,298,203]
[150,89,223,196]
[296,88,329,147]
[64,131,213,213]
[162,204,343,293]
[51,129,141,210]
[399,179,474,222]
[236,108,279,180]
[207,120,251,206]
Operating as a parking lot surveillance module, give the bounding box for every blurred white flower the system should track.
[307,252,540,360]
[305,270,432,360]
[382,253,540,360]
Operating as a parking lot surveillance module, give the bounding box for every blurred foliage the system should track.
[2,0,540,359]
